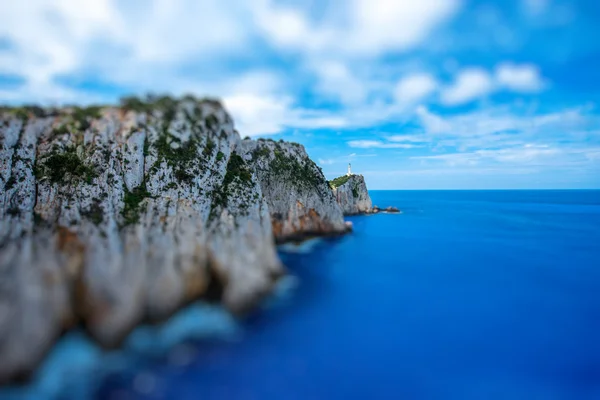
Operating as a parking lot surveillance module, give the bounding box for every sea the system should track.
[3,190,600,400]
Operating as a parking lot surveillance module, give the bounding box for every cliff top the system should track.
[0,94,228,122]
[328,173,366,189]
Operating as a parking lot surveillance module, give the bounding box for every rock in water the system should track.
[329,174,373,215]
[0,98,347,382]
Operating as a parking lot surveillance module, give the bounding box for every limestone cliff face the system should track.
[0,98,345,382]
[330,174,373,215]
[240,139,348,242]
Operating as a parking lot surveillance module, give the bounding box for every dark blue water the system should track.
[95,190,600,398]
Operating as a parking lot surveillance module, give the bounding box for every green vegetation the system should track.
[1,105,43,120]
[11,108,30,121]
[205,114,219,131]
[223,152,253,187]
[352,184,360,198]
[203,138,215,156]
[122,183,151,226]
[50,124,70,139]
[251,145,271,159]
[37,146,97,184]
[1,105,48,120]
[211,151,253,212]
[119,95,222,118]
[250,140,325,191]
[153,134,200,183]
[143,136,150,157]
[71,106,103,130]
[271,149,323,190]
[120,96,153,113]
[0,104,94,122]
[216,151,225,161]
[174,168,194,183]
[328,175,350,189]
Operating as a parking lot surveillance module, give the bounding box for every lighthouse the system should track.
[347,163,352,176]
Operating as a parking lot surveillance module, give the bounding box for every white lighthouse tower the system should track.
[347,163,352,176]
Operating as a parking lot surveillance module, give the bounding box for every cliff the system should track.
[240,139,349,242]
[329,174,373,215]
[0,97,347,382]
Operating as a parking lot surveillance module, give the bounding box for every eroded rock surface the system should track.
[240,139,349,242]
[330,174,373,215]
[0,98,347,382]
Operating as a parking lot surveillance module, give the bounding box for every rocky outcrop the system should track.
[330,174,373,215]
[372,205,400,213]
[240,139,349,242]
[0,98,346,383]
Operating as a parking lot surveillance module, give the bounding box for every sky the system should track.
[1,0,599,189]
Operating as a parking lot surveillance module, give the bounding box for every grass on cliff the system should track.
[271,150,323,190]
[210,151,254,219]
[152,133,200,184]
[251,141,325,191]
[122,183,151,226]
[328,175,351,189]
[36,146,98,185]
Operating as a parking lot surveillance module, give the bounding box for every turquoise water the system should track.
[5,190,600,399]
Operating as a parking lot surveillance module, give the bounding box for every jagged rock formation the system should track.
[0,97,347,383]
[329,174,373,215]
[241,139,349,242]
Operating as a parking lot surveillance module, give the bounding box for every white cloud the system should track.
[348,140,420,149]
[256,0,462,57]
[310,60,367,105]
[410,144,599,169]
[224,93,347,136]
[440,68,494,105]
[0,0,260,104]
[415,106,452,134]
[394,73,438,106]
[348,0,462,56]
[495,63,544,92]
[319,158,335,165]
[253,0,462,113]
[388,134,431,143]
[439,62,546,106]
[416,106,592,139]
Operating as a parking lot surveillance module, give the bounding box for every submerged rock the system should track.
[372,205,401,214]
[0,98,348,382]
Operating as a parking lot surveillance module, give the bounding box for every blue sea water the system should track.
[5,190,600,400]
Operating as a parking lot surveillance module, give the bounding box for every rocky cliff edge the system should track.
[0,97,348,382]
[329,174,373,215]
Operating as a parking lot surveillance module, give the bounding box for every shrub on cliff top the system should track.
[270,149,323,190]
[328,175,350,189]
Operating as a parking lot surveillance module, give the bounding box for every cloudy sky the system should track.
[1,0,599,189]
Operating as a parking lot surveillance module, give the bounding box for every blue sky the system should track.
[1,0,599,189]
